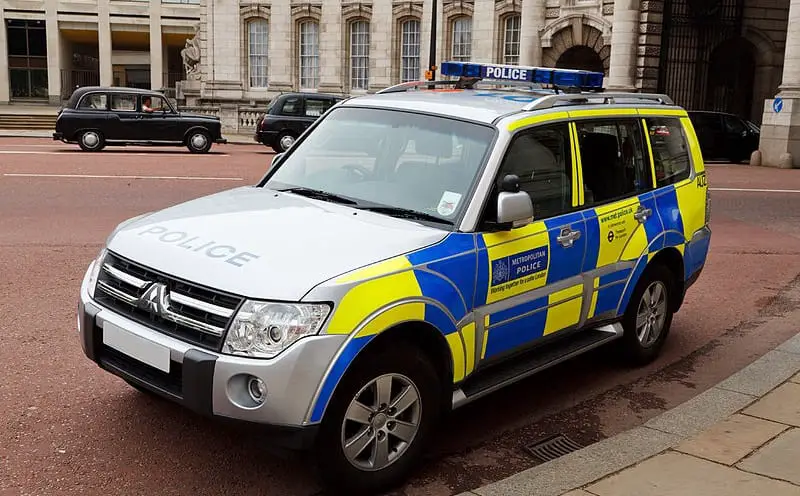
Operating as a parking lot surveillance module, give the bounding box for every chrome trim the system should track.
[170,291,235,319]
[522,93,674,111]
[158,303,226,336]
[102,263,148,289]
[97,280,138,305]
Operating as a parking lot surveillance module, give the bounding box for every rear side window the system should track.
[278,96,302,116]
[79,93,107,110]
[111,94,136,111]
[645,117,691,187]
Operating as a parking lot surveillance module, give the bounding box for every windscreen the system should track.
[263,106,496,226]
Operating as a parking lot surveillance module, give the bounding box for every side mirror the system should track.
[496,174,534,228]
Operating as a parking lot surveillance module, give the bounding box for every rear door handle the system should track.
[557,228,581,248]
[634,205,653,223]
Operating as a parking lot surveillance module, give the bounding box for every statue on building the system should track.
[181,25,201,79]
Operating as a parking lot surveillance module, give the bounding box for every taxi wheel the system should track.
[78,130,105,152]
[619,263,675,366]
[273,132,296,153]
[314,343,442,495]
[186,130,212,154]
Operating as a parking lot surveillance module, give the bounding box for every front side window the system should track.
[576,119,652,205]
[645,117,691,187]
[451,17,472,62]
[299,20,320,89]
[79,93,107,110]
[141,95,168,112]
[400,19,421,82]
[503,15,521,65]
[350,20,370,90]
[263,107,496,226]
[248,18,269,88]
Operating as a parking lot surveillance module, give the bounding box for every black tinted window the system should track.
[691,113,720,130]
[496,123,573,219]
[723,115,746,134]
[645,117,691,187]
[278,97,302,116]
[576,119,652,205]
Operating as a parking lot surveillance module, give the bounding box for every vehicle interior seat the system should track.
[578,131,625,203]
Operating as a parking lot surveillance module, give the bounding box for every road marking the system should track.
[711,187,800,194]
[0,150,230,156]
[3,173,244,181]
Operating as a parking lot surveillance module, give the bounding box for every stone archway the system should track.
[542,23,610,76]
[705,37,757,120]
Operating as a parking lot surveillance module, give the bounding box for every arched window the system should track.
[502,14,521,65]
[400,19,421,82]
[350,20,370,90]
[451,17,472,62]
[298,20,320,89]
[247,18,269,88]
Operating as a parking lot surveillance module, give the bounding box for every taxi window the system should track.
[263,106,495,225]
[142,95,167,112]
[279,96,302,116]
[576,118,652,205]
[78,93,107,110]
[110,94,137,112]
[304,98,332,117]
[644,117,691,187]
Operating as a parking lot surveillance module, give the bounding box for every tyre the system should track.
[618,263,676,366]
[314,343,443,495]
[186,129,212,154]
[272,132,296,153]
[78,130,105,152]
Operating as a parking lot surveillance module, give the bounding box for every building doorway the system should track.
[705,37,756,120]
[6,19,48,100]
[556,46,605,74]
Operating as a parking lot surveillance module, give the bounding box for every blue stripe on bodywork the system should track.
[685,230,711,279]
[581,211,600,273]
[425,303,457,335]
[654,187,685,238]
[474,235,490,308]
[310,335,372,423]
[413,269,468,322]
[490,295,548,326]
[594,283,625,317]
[618,258,648,314]
[485,307,548,357]
[599,268,632,286]
[544,213,586,284]
[639,192,664,249]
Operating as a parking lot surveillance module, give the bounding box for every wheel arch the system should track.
[620,245,686,315]
[182,125,212,144]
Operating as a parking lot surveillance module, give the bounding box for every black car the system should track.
[687,110,760,163]
[53,86,227,153]
[254,92,345,153]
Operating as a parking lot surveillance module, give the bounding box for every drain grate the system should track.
[525,434,584,462]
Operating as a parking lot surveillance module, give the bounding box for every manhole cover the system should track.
[525,434,584,462]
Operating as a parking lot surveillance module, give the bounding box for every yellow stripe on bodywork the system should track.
[641,118,658,189]
[482,223,551,304]
[481,315,490,359]
[674,117,709,238]
[508,111,569,132]
[637,108,688,117]
[544,284,583,335]
[568,108,639,118]
[588,277,599,319]
[594,198,643,267]
[447,332,466,382]
[327,256,423,335]
[461,322,476,376]
[569,122,585,206]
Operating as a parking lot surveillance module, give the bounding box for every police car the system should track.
[77,62,711,494]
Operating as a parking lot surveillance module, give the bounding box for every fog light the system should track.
[247,377,267,404]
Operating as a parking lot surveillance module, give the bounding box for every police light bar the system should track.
[439,61,604,90]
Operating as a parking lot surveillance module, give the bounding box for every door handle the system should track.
[557,227,581,248]
[634,205,653,223]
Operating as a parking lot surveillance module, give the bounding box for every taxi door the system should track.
[570,115,664,324]
[474,120,587,366]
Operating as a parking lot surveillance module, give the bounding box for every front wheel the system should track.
[186,130,212,154]
[314,344,442,495]
[618,263,676,365]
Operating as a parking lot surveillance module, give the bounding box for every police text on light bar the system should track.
[439,61,605,90]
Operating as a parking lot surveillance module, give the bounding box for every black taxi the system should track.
[53,86,227,153]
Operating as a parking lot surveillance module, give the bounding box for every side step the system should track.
[452,323,623,409]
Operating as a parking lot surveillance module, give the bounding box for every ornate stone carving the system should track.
[342,2,373,19]
[392,0,423,18]
[545,7,561,18]
[291,2,323,20]
[181,24,201,79]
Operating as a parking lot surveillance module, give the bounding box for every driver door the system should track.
[137,95,178,141]
[473,121,587,366]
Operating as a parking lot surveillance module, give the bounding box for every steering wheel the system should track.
[341,164,371,180]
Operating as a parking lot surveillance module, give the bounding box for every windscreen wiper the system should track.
[356,206,454,225]
[278,187,358,205]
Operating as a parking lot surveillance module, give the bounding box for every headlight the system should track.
[223,301,331,358]
[87,248,108,298]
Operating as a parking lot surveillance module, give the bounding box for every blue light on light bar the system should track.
[439,61,604,90]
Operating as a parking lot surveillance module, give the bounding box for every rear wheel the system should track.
[272,131,296,153]
[618,263,675,365]
[186,129,212,153]
[78,130,105,152]
[314,343,442,495]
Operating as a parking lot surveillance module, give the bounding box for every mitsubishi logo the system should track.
[137,282,171,317]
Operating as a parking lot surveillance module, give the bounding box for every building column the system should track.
[318,0,343,93]
[519,0,545,66]
[266,0,292,92]
[754,0,800,168]
[45,0,62,104]
[472,0,495,62]
[606,0,639,89]
[0,8,9,104]
[150,0,163,90]
[368,0,393,91]
[98,0,113,86]
[201,0,243,100]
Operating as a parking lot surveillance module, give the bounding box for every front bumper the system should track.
[77,262,346,450]
[53,132,64,141]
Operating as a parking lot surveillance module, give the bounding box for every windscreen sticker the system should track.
[437,191,462,217]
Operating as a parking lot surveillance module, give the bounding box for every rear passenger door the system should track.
[475,122,587,365]
[572,117,663,325]
[106,93,141,141]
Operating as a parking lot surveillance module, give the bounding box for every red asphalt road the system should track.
[1,139,800,496]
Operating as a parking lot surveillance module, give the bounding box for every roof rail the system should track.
[522,92,674,111]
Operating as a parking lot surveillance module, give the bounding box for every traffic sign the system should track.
[773,97,784,113]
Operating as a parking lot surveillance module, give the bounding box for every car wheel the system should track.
[618,263,675,366]
[186,130,212,154]
[273,132,296,153]
[314,343,442,495]
[78,130,105,152]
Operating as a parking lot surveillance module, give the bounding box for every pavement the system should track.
[460,308,800,496]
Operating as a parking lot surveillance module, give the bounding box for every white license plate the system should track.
[102,322,171,373]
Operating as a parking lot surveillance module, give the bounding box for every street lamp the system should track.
[427,0,437,84]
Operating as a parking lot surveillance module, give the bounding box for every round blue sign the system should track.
[773,97,784,113]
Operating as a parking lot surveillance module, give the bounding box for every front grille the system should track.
[100,345,183,397]
[94,251,243,351]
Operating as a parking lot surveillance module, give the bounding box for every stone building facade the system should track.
[0,0,799,166]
